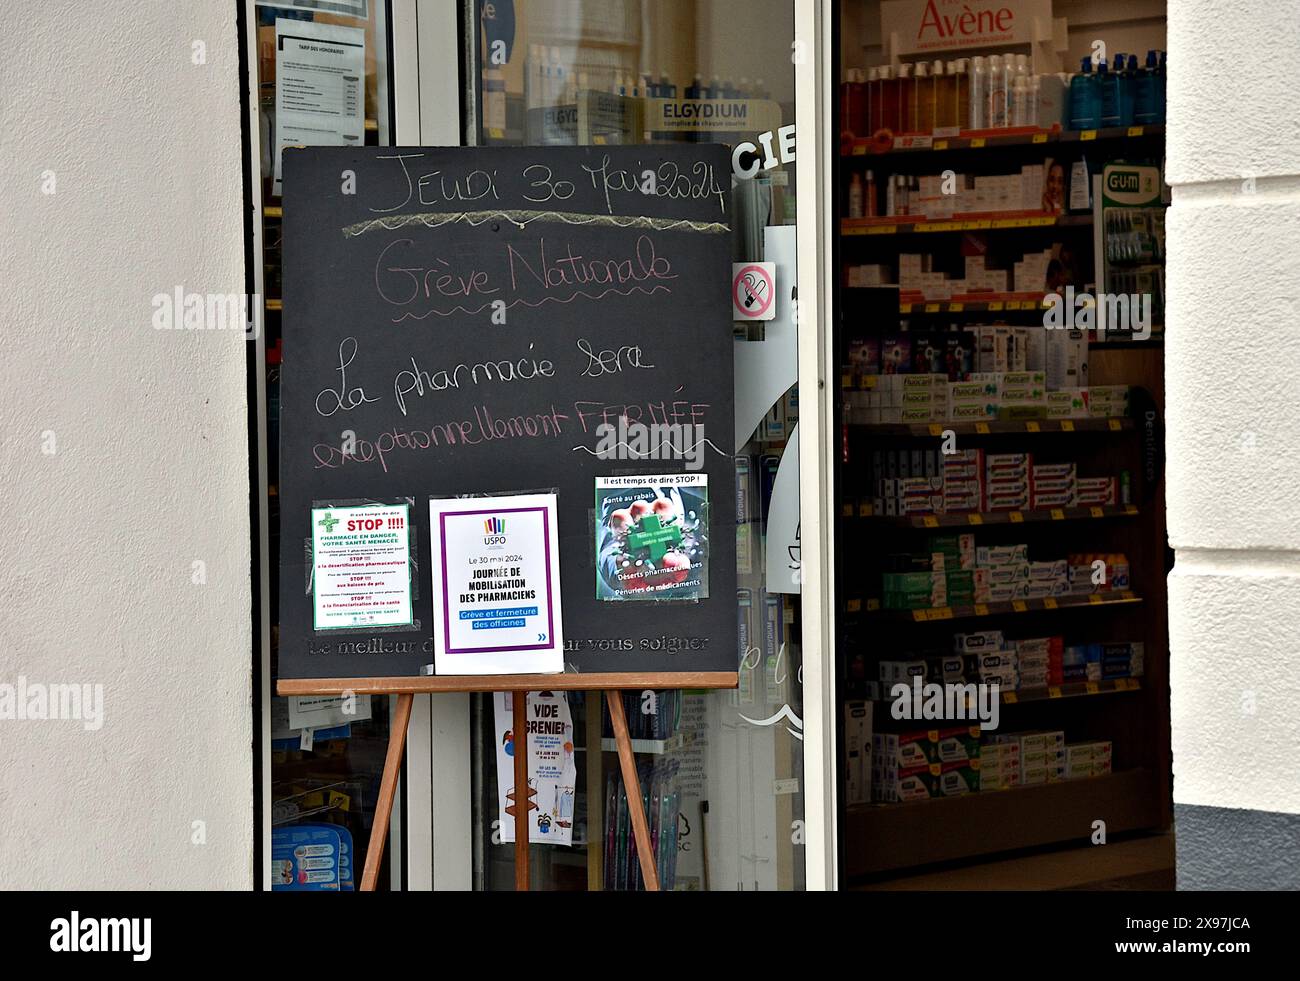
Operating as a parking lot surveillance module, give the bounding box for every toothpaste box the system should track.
[1032,462,1077,480]
[1029,472,1076,492]
[899,495,944,514]
[925,654,969,682]
[1025,581,1069,599]
[882,476,944,496]
[872,731,931,771]
[942,463,983,481]
[1021,761,1048,785]
[950,402,999,421]
[929,534,976,570]
[950,380,998,401]
[976,564,1030,586]
[872,762,933,802]
[982,741,1020,765]
[986,452,1031,470]
[1027,560,1068,581]
[934,761,980,796]
[1030,489,1078,509]
[942,494,982,514]
[1014,636,1063,658]
[952,629,1005,653]
[1046,389,1089,417]
[879,659,928,684]
[1076,478,1117,505]
[985,491,1030,511]
[943,478,982,496]
[987,581,1029,602]
[981,767,1021,791]
[975,651,1018,674]
[873,726,981,771]
[1001,371,1046,389]
[976,544,1029,566]
[992,730,1064,756]
[933,727,983,764]
[883,571,944,592]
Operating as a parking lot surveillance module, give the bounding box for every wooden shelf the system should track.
[849,503,1139,527]
[849,590,1141,621]
[855,676,1140,706]
[842,213,1091,237]
[842,123,1165,158]
[895,294,1051,314]
[1002,677,1140,704]
[844,417,1132,436]
[843,768,1160,877]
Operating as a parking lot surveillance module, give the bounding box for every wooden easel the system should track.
[279,671,737,891]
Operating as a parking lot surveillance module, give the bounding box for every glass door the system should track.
[435,0,815,891]
[244,0,409,891]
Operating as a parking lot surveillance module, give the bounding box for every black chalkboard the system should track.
[279,145,737,679]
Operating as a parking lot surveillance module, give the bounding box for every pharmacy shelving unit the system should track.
[841,123,1165,158]
[834,399,1171,879]
[832,122,1170,883]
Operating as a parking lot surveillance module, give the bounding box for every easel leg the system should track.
[513,691,529,891]
[361,692,414,892]
[605,690,661,891]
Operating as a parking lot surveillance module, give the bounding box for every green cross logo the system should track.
[626,513,682,562]
[318,512,340,534]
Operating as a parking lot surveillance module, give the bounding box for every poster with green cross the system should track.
[595,475,709,601]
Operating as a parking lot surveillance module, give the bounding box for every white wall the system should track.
[1165,0,1300,868]
[0,1,252,887]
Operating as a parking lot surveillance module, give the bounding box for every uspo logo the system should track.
[483,516,507,546]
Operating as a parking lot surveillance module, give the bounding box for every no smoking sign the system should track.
[732,262,776,321]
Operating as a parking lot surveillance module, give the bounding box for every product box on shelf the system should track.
[871,758,982,801]
[873,726,982,770]
[1046,329,1089,390]
[952,629,1005,654]
[1046,388,1090,418]
[844,700,874,805]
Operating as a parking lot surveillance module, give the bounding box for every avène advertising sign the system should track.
[881,0,1052,56]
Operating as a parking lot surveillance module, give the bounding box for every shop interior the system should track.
[835,0,1173,888]
[246,0,1172,891]
[248,0,805,892]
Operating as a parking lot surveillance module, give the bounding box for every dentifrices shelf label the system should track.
[278,145,737,679]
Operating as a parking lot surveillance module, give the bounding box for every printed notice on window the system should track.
[274,18,365,194]
[493,691,576,846]
[258,1,369,18]
[429,493,563,676]
[311,504,412,630]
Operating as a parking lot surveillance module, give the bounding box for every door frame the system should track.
[794,0,839,892]
[391,0,473,892]
[398,0,839,891]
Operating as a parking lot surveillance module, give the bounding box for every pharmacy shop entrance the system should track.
[832,0,1173,888]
